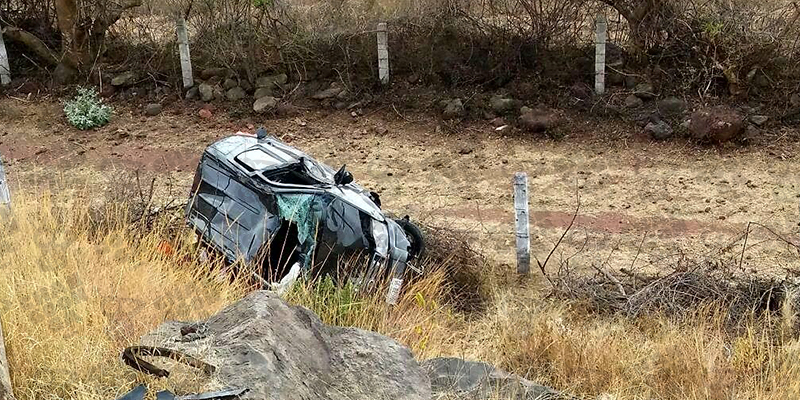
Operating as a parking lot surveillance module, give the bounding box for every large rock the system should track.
[519,107,562,133]
[226,86,246,101]
[688,106,745,143]
[658,97,688,117]
[140,291,430,400]
[633,83,655,100]
[423,357,565,400]
[312,82,344,100]
[198,83,214,102]
[111,71,137,87]
[253,96,279,113]
[489,95,517,114]
[257,73,288,89]
[645,120,673,140]
[442,98,465,120]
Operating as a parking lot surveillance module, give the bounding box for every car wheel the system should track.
[395,217,425,261]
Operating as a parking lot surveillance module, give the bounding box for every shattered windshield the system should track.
[301,157,335,184]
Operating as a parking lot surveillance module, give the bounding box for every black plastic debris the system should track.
[116,385,146,400]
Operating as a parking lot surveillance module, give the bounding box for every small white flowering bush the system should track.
[64,87,113,130]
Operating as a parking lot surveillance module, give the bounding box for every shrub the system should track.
[64,87,113,130]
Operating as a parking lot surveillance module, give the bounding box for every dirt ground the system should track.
[2,97,799,280]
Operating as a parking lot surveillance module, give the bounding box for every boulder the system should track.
[185,86,199,100]
[199,83,214,102]
[519,107,562,133]
[253,96,278,113]
[254,87,273,100]
[633,83,655,100]
[111,71,137,87]
[223,78,238,90]
[423,357,565,400]
[442,98,465,120]
[645,120,673,140]
[688,106,745,143]
[256,73,288,89]
[226,86,246,101]
[749,115,769,126]
[624,95,643,108]
[200,68,231,80]
[312,82,344,100]
[490,95,517,115]
[144,103,162,116]
[140,291,430,400]
[658,97,688,117]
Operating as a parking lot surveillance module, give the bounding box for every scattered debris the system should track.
[185,131,425,303]
[116,385,146,400]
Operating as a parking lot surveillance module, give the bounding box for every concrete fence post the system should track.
[0,29,11,86]
[176,15,194,89]
[376,22,389,85]
[514,172,530,275]
[595,14,607,95]
[0,319,14,400]
[0,153,9,208]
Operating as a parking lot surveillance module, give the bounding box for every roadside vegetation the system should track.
[2,186,800,400]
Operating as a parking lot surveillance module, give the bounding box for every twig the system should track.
[739,221,752,270]
[536,191,580,279]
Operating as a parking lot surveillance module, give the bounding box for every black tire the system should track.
[395,218,425,261]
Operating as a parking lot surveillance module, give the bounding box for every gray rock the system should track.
[254,87,273,100]
[144,103,162,116]
[658,97,688,116]
[253,96,278,113]
[140,291,430,400]
[750,115,769,126]
[111,71,137,87]
[213,86,225,101]
[256,73,288,89]
[645,120,673,140]
[625,95,643,108]
[226,86,246,101]
[312,82,344,100]
[624,75,637,89]
[490,95,517,114]
[239,79,253,92]
[222,78,238,90]
[442,98,465,120]
[423,357,564,400]
[634,83,656,100]
[185,86,199,100]
[199,83,214,102]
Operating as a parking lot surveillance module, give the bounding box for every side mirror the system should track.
[334,165,354,185]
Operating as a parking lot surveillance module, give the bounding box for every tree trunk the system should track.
[4,0,143,84]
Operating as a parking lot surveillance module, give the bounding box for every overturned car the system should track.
[185,129,424,303]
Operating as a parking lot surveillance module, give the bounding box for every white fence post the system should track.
[176,15,194,89]
[0,319,14,400]
[376,22,389,85]
[0,29,11,86]
[595,14,607,95]
[0,154,9,208]
[514,172,530,275]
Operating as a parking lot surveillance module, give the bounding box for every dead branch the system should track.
[2,27,59,66]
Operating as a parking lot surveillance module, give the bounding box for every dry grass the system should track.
[3,187,800,400]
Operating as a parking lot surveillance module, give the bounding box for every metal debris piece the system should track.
[156,390,176,400]
[176,388,248,400]
[116,385,146,400]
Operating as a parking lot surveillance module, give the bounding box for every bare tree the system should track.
[1,0,142,83]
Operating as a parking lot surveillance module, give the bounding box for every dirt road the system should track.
[2,98,798,276]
